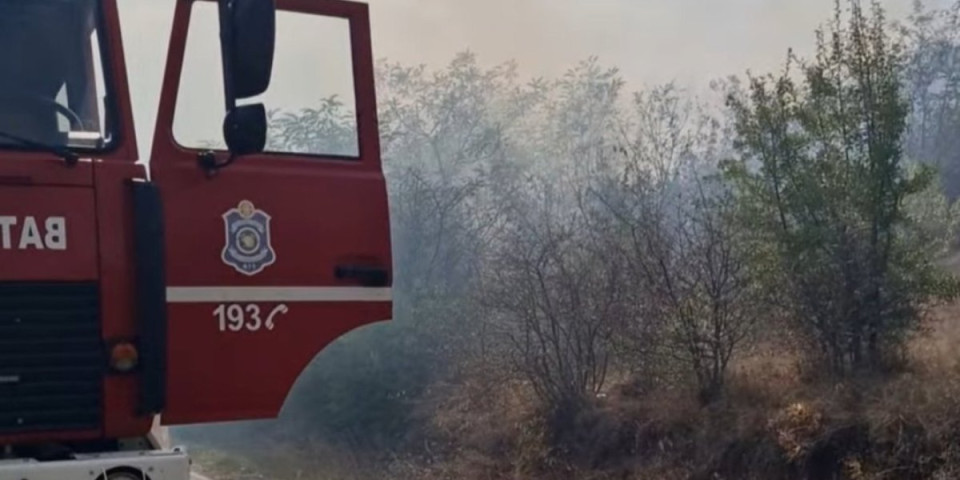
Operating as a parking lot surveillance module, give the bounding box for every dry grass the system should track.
[393,295,960,480]
[394,365,553,480]
[189,440,386,480]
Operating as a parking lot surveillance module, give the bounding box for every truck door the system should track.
[149,0,392,425]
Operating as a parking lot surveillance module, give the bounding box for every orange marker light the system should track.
[109,342,139,373]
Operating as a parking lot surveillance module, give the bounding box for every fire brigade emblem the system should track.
[221,200,276,276]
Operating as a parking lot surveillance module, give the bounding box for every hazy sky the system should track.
[116,0,947,159]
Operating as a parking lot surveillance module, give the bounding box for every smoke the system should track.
[363,0,929,86]
[118,0,936,161]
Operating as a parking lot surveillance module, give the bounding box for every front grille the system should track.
[0,283,102,435]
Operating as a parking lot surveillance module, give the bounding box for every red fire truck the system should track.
[0,0,392,477]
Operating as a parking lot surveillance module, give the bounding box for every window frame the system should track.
[170,0,364,162]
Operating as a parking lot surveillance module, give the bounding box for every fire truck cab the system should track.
[0,0,392,477]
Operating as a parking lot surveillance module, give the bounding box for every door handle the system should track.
[334,264,390,287]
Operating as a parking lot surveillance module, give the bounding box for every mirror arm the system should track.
[197,151,239,177]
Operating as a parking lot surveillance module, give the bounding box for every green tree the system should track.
[723,0,957,374]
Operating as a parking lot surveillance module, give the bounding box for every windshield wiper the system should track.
[0,130,79,166]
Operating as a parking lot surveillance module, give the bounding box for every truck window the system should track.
[173,2,360,159]
[0,0,114,151]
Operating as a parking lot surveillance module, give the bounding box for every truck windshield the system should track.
[0,0,114,152]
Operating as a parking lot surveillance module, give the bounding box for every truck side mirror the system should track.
[223,104,267,155]
[218,0,275,157]
[222,0,275,99]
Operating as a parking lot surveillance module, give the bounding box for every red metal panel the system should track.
[158,165,391,422]
[0,157,94,187]
[164,302,390,423]
[0,185,98,282]
[94,161,154,439]
[161,168,390,286]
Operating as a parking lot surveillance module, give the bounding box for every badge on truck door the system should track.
[221,200,276,276]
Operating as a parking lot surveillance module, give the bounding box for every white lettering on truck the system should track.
[0,216,67,251]
[45,217,67,250]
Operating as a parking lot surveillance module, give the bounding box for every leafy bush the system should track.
[722,1,958,374]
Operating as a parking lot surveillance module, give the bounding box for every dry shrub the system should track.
[405,364,708,479]
[769,402,826,463]
[836,302,960,479]
[726,340,808,409]
[400,363,553,480]
[907,302,960,375]
[592,386,700,470]
[880,303,960,415]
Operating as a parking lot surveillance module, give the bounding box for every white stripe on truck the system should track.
[165,286,393,303]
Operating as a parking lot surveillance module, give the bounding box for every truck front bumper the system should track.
[0,447,191,480]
